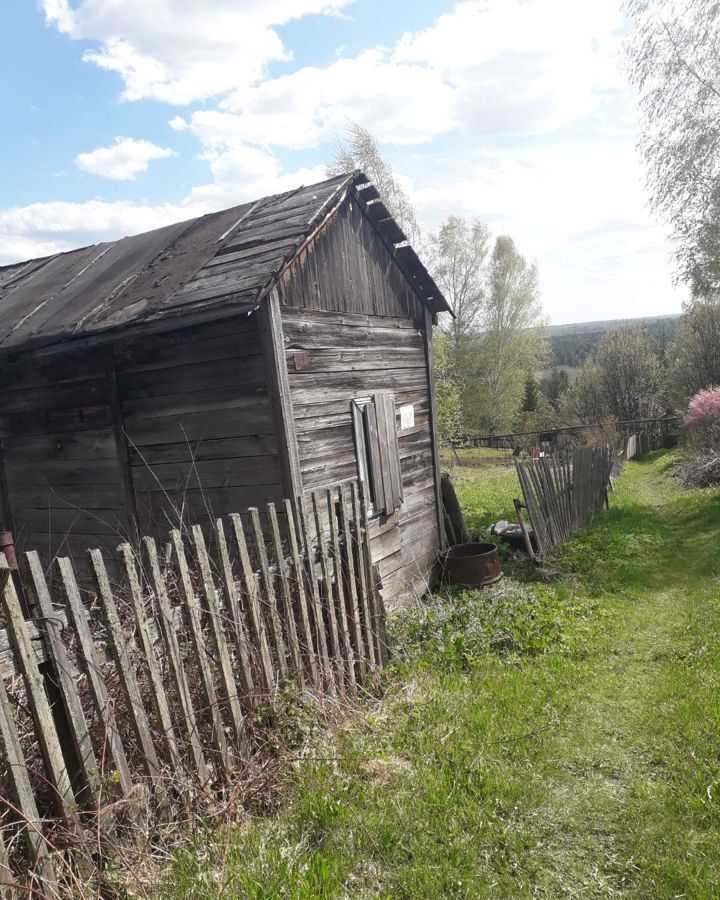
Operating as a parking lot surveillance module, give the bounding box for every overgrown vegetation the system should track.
[159,454,720,898]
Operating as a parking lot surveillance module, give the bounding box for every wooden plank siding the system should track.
[113,316,285,538]
[279,212,441,604]
[0,315,285,572]
[0,348,130,570]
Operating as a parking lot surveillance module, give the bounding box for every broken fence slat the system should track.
[118,544,182,774]
[57,556,133,796]
[0,555,80,826]
[89,548,163,789]
[214,518,255,700]
[191,525,249,757]
[229,513,275,695]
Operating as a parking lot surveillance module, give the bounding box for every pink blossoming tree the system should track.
[683,386,720,449]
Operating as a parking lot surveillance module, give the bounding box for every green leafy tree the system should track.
[565,324,666,423]
[427,216,490,353]
[625,0,720,296]
[672,296,720,401]
[542,367,570,410]
[464,236,548,433]
[433,328,464,445]
[521,371,540,412]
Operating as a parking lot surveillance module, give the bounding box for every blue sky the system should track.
[0,0,686,324]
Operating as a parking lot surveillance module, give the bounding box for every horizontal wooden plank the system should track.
[122,383,269,420]
[1,430,118,462]
[131,455,280,493]
[280,306,420,333]
[371,507,437,562]
[293,389,428,422]
[118,354,266,402]
[135,485,285,532]
[4,457,123,486]
[283,323,424,352]
[286,347,424,374]
[6,483,126,511]
[13,507,128,538]
[0,376,109,416]
[127,433,278,465]
[0,404,113,437]
[124,406,275,446]
[288,372,428,405]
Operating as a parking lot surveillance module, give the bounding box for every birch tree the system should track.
[428,216,490,353]
[465,236,548,433]
[327,122,421,245]
[625,0,720,296]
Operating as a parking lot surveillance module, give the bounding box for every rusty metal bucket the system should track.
[443,542,502,589]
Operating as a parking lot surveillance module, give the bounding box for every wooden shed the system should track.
[0,172,451,604]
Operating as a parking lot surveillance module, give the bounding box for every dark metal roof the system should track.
[0,172,450,355]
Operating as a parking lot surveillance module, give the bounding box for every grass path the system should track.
[163,454,720,898]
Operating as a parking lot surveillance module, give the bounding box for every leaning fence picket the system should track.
[58,556,134,796]
[214,518,256,699]
[143,537,210,788]
[191,525,249,756]
[283,499,320,689]
[267,504,305,690]
[249,507,288,681]
[0,555,81,828]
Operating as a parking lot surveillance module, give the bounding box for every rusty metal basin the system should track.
[443,542,502,589]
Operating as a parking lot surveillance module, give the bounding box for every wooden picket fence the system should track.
[0,480,386,897]
[514,445,615,559]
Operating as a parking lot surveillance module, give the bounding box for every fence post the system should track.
[0,556,81,829]
[57,556,134,797]
[24,551,100,808]
[89,549,163,790]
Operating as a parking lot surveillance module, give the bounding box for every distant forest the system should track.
[549,315,681,369]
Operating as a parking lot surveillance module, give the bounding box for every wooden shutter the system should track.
[372,392,402,514]
[351,394,402,517]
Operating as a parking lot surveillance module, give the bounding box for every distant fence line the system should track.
[0,479,386,896]
[454,416,682,451]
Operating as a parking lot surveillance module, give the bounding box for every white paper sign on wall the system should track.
[399,403,415,430]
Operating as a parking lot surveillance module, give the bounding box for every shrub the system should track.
[389,579,585,670]
[683,386,720,449]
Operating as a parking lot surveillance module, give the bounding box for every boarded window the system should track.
[351,392,403,516]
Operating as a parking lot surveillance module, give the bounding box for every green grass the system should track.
[159,453,720,899]
[441,447,511,460]
[449,464,520,534]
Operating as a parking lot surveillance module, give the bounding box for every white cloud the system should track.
[75,136,175,180]
[10,0,683,323]
[42,0,356,104]
[0,199,184,264]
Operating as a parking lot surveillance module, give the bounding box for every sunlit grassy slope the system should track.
[161,453,720,899]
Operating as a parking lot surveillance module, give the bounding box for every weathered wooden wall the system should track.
[114,316,284,537]
[0,348,130,568]
[0,315,284,570]
[279,196,426,321]
[278,197,442,604]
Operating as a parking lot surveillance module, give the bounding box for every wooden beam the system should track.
[258,287,303,502]
[106,350,139,543]
[423,309,446,551]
